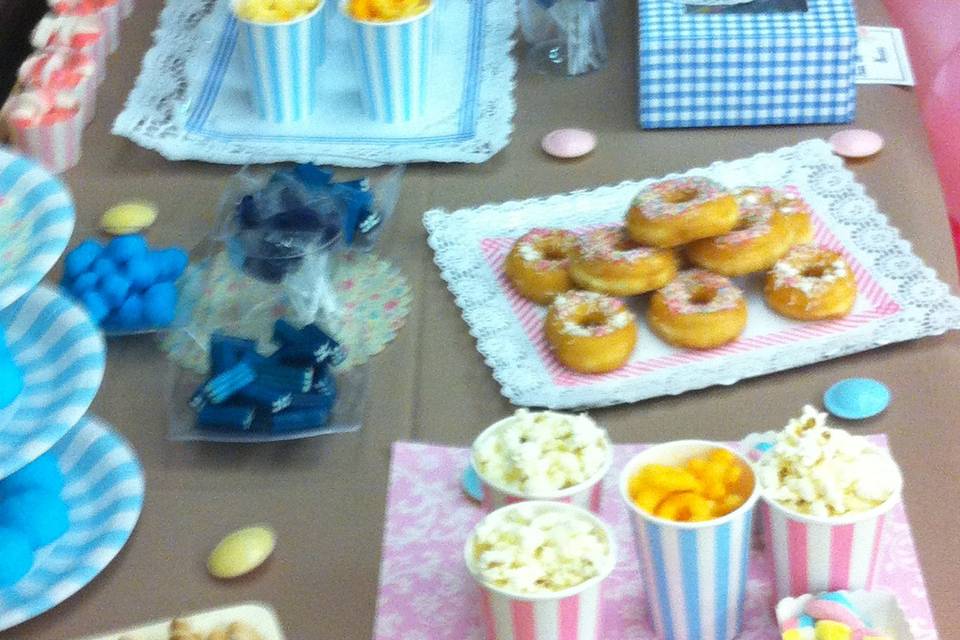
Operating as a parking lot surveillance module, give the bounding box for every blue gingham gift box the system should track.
[638,0,858,128]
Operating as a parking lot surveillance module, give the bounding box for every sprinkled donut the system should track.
[764,244,857,320]
[646,270,748,349]
[545,290,637,373]
[625,177,739,248]
[504,228,579,304]
[773,189,815,245]
[570,227,679,296]
[685,187,796,276]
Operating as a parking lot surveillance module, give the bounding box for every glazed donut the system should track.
[625,177,739,248]
[504,228,579,304]
[570,227,679,296]
[764,244,857,320]
[545,290,637,373]
[646,270,748,349]
[774,190,815,245]
[685,187,795,276]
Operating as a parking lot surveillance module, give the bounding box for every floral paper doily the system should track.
[159,249,411,373]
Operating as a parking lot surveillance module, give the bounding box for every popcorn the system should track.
[468,503,611,594]
[757,405,900,517]
[473,409,610,495]
[233,0,320,23]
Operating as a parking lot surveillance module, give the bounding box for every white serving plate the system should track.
[74,602,285,640]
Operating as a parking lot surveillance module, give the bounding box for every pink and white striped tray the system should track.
[424,140,960,408]
[372,440,940,640]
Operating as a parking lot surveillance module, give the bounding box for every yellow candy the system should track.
[235,0,319,22]
[782,630,805,640]
[724,462,742,486]
[640,465,702,493]
[634,487,670,513]
[207,525,276,579]
[655,492,713,522]
[99,201,158,235]
[815,620,852,640]
[348,0,428,21]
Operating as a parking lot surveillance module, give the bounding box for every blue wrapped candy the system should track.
[99,273,132,308]
[0,527,33,587]
[116,294,145,327]
[80,291,110,322]
[124,255,157,291]
[63,240,102,279]
[0,453,64,497]
[106,235,148,263]
[0,489,69,549]
[91,258,116,279]
[71,271,99,294]
[143,282,177,326]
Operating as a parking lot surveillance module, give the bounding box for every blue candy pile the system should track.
[61,235,188,332]
[191,319,344,434]
[233,164,381,284]
[0,452,69,587]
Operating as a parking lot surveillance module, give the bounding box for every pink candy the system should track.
[829,129,885,158]
[541,128,597,159]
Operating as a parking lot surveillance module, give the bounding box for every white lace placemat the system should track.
[113,0,516,166]
[424,139,960,409]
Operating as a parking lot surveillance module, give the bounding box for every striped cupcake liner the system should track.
[762,489,901,600]
[620,441,760,640]
[8,111,84,174]
[235,1,326,123]
[343,2,435,123]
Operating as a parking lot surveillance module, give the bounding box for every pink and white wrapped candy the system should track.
[18,48,98,124]
[3,88,84,174]
[49,0,121,54]
[31,14,107,82]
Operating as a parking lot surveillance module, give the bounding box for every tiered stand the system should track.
[0,146,145,632]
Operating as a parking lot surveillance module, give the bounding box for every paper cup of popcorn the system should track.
[620,441,760,640]
[340,0,435,123]
[465,501,616,640]
[49,0,122,54]
[471,409,613,514]
[32,14,107,84]
[232,0,326,123]
[18,47,99,124]
[3,88,84,174]
[755,407,903,599]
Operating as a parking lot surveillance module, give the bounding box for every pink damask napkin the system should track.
[374,441,939,640]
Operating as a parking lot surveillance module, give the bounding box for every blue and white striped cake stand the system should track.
[0,285,105,479]
[0,147,75,311]
[0,415,145,631]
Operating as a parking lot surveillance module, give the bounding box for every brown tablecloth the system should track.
[6,0,960,637]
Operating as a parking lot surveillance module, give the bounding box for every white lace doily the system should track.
[113,0,516,166]
[424,139,960,409]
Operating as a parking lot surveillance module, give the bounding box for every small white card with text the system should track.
[856,26,916,86]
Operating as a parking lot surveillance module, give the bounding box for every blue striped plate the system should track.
[0,147,76,311]
[0,285,105,479]
[0,415,145,631]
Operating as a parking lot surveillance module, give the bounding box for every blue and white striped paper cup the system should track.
[342,1,435,123]
[619,441,760,640]
[234,0,326,123]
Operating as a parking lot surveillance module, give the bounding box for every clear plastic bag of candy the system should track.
[158,163,405,442]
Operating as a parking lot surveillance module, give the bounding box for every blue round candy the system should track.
[124,256,157,290]
[461,465,484,503]
[156,248,189,280]
[80,291,110,322]
[70,271,100,295]
[0,527,33,587]
[99,273,132,309]
[91,258,117,280]
[142,282,177,326]
[63,240,102,279]
[0,489,69,549]
[106,234,149,264]
[824,378,891,420]
[0,453,64,497]
[117,294,144,327]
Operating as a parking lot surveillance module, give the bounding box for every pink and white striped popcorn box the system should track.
[761,466,903,600]
[49,0,122,54]
[471,415,613,515]
[464,501,616,640]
